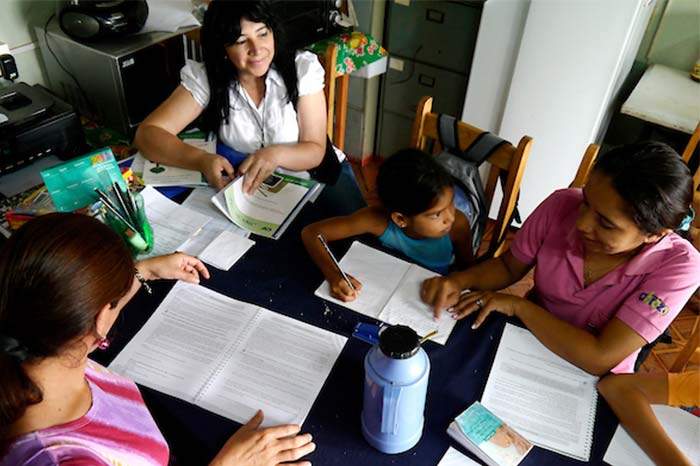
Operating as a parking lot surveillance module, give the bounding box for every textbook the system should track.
[110,281,347,427]
[211,172,321,239]
[480,324,598,462]
[448,402,533,466]
[314,241,457,345]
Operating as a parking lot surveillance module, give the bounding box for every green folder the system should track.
[41,148,126,212]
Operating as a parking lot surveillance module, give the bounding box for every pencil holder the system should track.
[101,191,154,256]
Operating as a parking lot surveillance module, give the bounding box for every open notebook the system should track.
[314,241,457,345]
[110,282,347,427]
[481,324,598,462]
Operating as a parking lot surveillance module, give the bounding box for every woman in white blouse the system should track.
[134,0,327,193]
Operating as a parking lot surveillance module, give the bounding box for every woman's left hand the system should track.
[448,291,525,329]
[238,147,282,194]
[135,252,210,284]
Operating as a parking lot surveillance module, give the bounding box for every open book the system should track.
[448,401,533,466]
[109,282,347,427]
[314,241,457,345]
[481,324,598,462]
[212,172,322,239]
[604,404,700,466]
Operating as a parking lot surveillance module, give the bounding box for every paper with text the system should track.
[110,282,346,427]
[140,186,211,257]
[315,242,456,345]
[603,404,700,466]
[481,324,598,461]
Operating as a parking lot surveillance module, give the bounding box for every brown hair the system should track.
[0,213,134,446]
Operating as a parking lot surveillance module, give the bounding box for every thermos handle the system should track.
[381,384,402,434]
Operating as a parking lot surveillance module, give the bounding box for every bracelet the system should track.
[134,268,153,295]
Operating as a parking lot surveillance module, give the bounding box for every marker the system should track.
[317,234,355,291]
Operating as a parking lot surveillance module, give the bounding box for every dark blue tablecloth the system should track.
[93,180,619,466]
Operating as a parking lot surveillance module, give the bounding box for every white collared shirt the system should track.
[180,51,324,154]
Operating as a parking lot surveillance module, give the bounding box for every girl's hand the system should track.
[200,154,236,191]
[209,410,315,466]
[330,273,362,302]
[421,275,464,318]
[136,252,210,284]
[239,147,282,195]
[448,291,522,329]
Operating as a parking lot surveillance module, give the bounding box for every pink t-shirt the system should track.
[510,188,700,373]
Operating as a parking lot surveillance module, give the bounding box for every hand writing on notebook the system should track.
[135,252,210,284]
[210,410,316,466]
[330,272,362,302]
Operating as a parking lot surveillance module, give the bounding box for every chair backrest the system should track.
[570,143,600,188]
[411,96,532,258]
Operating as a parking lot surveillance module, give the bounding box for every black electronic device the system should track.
[57,0,149,41]
[0,83,86,175]
[0,54,19,81]
[270,0,347,49]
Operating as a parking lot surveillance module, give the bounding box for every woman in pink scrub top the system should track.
[422,142,700,375]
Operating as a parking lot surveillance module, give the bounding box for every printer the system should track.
[0,83,85,175]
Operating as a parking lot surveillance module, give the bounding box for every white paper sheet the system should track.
[138,0,200,33]
[437,447,481,466]
[199,230,254,271]
[179,186,249,258]
[481,324,598,462]
[140,186,211,257]
[314,241,457,345]
[603,404,700,466]
[110,282,346,428]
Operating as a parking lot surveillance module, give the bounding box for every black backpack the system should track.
[435,114,521,257]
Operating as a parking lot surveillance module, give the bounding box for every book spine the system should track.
[192,309,263,402]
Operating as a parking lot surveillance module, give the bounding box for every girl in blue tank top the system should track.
[302,148,475,302]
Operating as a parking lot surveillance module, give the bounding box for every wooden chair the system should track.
[570,143,600,188]
[184,28,347,151]
[411,96,533,258]
[317,42,348,152]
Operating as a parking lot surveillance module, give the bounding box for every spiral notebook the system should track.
[480,324,598,462]
[110,282,346,427]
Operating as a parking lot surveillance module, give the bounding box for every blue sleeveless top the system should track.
[378,221,453,274]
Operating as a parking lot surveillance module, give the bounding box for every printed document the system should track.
[212,172,321,239]
[141,137,213,187]
[315,241,457,345]
[481,324,598,462]
[603,404,700,466]
[110,282,347,427]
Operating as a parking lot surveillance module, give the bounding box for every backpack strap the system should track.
[437,114,459,152]
[463,131,508,165]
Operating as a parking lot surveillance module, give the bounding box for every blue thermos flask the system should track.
[357,324,430,454]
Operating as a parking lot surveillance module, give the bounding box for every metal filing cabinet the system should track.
[377,0,483,158]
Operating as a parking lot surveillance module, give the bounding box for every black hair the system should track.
[376,148,454,216]
[200,0,298,133]
[593,141,693,235]
[0,214,134,448]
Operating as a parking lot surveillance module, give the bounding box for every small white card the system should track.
[199,230,255,270]
[438,447,480,466]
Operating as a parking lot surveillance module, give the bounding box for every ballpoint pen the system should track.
[317,234,355,291]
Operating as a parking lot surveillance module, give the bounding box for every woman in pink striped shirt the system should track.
[0,213,315,466]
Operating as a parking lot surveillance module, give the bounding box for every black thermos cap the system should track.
[379,325,420,359]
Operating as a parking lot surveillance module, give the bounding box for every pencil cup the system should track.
[101,191,154,256]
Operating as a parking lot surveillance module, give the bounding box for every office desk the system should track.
[93,184,619,466]
[621,64,700,134]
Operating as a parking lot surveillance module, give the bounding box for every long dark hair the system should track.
[593,141,693,235]
[200,0,298,133]
[377,148,454,216]
[0,214,134,447]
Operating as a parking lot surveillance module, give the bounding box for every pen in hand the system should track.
[317,234,356,292]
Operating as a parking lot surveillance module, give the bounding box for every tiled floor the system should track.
[350,159,699,374]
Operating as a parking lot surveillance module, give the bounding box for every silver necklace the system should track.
[243,89,266,148]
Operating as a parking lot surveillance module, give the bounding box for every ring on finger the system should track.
[476,298,484,308]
